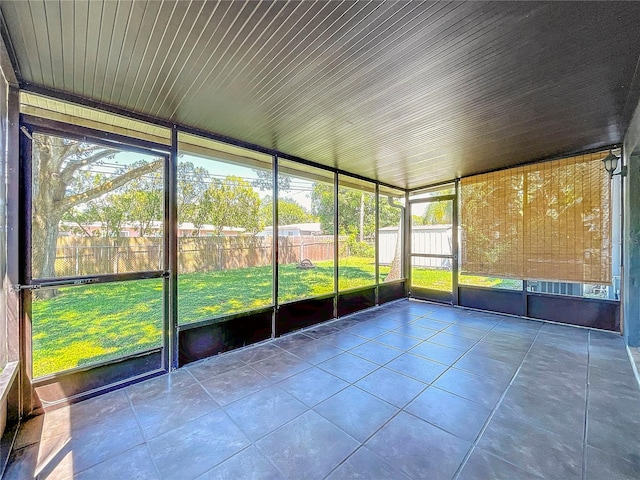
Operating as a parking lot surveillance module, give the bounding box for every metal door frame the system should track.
[408,186,459,305]
[19,115,173,387]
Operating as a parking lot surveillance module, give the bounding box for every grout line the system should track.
[582,332,591,480]
[451,325,544,479]
[625,344,640,389]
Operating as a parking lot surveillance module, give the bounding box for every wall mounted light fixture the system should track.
[602,150,627,179]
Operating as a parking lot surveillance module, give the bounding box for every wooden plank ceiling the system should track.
[2,0,640,189]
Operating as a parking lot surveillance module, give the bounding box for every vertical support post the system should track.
[168,127,179,369]
[272,155,279,338]
[452,180,459,306]
[404,190,411,298]
[623,151,640,345]
[374,183,380,304]
[7,86,26,415]
[334,173,339,317]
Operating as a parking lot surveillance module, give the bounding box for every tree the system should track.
[201,176,262,235]
[251,169,291,192]
[259,197,314,227]
[423,201,452,225]
[31,134,163,287]
[177,161,210,229]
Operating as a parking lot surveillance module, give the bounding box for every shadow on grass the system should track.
[33,259,490,377]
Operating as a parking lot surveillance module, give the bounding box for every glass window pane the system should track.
[31,278,163,378]
[278,160,335,303]
[411,201,453,255]
[177,133,273,324]
[31,132,164,279]
[338,176,376,291]
[379,187,404,283]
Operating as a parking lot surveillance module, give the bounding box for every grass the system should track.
[31,257,517,377]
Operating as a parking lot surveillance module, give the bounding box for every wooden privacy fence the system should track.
[54,235,342,276]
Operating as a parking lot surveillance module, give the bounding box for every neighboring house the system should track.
[59,221,246,237]
[257,222,323,237]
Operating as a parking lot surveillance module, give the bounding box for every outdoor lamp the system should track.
[602,150,626,178]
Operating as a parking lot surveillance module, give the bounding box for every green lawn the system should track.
[31,258,517,377]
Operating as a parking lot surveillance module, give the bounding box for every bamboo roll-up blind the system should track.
[461,151,611,284]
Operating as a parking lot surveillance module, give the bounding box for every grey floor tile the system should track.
[491,318,542,337]
[404,301,439,317]
[187,354,248,382]
[41,408,146,476]
[588,367,640,397]
[256,411,359,480]
[366,411,471,480]
[406,387,492,441]
[126,369,197,404]
[517,353,587,387]
[392,323,439,340]
[325,447,410,480]
[410,341,464,365]
[425,308,470,323]
[386,353,448,384]
[411,317,452,332]
[319,331,368,350]
[586,413,640,463]
[427,332,478,351]
[585,445,640,480]
[3,444,39,480]
[197,446,286,480]
[272,332,316,351]
[346,323,388,339]
[457,447,543,480]
[349,340,403,365]
[496,383,586,442]
[224,385,307,441]
[198,364,272,406]
[454,353,518,384]
[355,367,427,408]
[374,331,423,350]
[147,409,250,479]
[365,317,405,331]
[453,314,500,331]
[251,351,312,382]
[318,352,379,383]
[303,324,342,339]
[315,386,398,442]
[442,324,488,340]
[383,310,425,324]
[74,444,160,480]
[7,301,638,480]
[41,389,131,439]
[464,342,527,366]
[13,415,44,450]
[277,367,348,407]
[289,340,343,364]
[131,382,220,440]
[478,409,583,480]
[539,321,590,339]
[233,343,284,364]
[433,367,508,409]
[480,331,535,351]
[527,343,588,369]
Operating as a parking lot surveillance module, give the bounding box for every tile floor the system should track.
[4,299,640,479]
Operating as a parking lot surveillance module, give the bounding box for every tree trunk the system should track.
[359,192,365,242]
[384,228,403,282]
[31,208,62,299]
